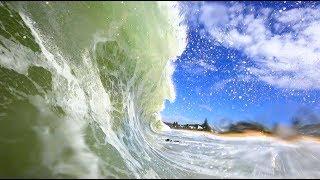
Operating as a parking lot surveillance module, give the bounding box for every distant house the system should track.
[186,124,195,129]
[163,118,214,132]
[184,124,205,130]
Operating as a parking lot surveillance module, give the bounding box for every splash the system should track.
[0,1,186,178]
[1,1,320,179]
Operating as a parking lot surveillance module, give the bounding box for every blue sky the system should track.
[161,1,320,129]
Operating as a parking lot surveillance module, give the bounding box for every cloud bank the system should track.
[199,2,320,90]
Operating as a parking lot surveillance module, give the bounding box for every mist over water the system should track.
[1,1,320,178]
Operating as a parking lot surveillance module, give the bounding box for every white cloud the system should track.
[197,59,217,71]
[181,58,217,75]
[211,78,233,91]
[211,75,252,91]
[199,2,320,90]
[199,104,213,112]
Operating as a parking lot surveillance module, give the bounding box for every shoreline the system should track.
[172,128,320,144]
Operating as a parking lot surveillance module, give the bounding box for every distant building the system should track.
[186,124,195,129]
[196,125,203,130]
[163,118,214,132]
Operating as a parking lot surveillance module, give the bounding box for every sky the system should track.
[161,1,320,130]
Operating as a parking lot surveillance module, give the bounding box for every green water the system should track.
[0,1,186,178]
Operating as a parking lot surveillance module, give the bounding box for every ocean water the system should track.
[157,129,320,178]
[1,1,320,178]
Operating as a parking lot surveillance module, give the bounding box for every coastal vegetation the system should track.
[164,117,320,139]
[164,118,213,132]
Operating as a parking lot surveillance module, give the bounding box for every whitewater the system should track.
[1,1,320,178]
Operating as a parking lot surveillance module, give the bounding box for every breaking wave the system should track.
[1,1,320,178]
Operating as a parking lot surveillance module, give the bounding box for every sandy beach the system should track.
[173,129,320,143]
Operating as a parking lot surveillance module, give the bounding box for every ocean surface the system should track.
[1,1,320,178]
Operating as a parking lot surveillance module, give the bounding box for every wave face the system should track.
[0,2,186,178]
[2,2,320,179]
